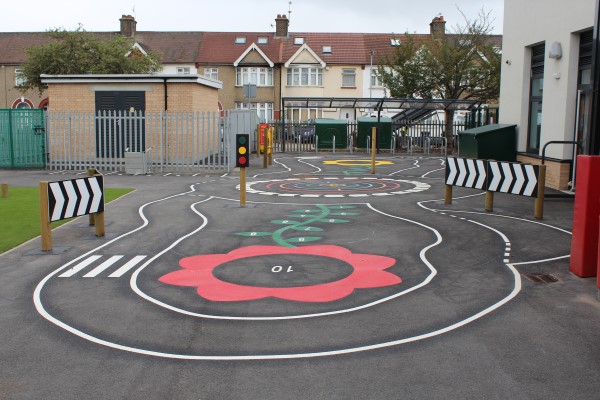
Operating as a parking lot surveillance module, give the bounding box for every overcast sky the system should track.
[2,0,504,34]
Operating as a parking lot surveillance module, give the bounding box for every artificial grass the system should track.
[0,186,133,253]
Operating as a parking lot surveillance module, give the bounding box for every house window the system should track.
[15,69,26,86]
[236,67,274,86]
[204,68,219,80]
[258,37,268,44]
[527,43,545,154]
[236,102,274,121]
[370,69,383,87]
[322,46,332,54]
[176,67,191,75]
[287,66,323,86]
[342,68,356,88]
[294,37,304,45]
[390,38,401,46]
[11,97,33,109]
[235,36,246,44]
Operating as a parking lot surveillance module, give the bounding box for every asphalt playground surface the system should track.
[1,153,599,400]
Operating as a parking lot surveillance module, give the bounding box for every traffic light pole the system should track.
[240,167,246,207]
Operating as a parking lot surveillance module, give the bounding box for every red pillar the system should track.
[570,155,600,277]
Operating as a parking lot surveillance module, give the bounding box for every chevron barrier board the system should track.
[487,161,539,197]
[445,157,489,190]
[48,176,104,222]
[446,157,540,197]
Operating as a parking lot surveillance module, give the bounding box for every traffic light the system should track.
[236,134,250,168]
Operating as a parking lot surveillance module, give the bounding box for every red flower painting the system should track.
[159,245,401,303]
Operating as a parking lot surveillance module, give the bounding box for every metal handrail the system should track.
[541,141,582,164]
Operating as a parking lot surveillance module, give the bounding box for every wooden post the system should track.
[534,165,546,220]
[1,183,8,198]
[485,191,494,212]
[87,168,96,226]
[39,181,52,251]
[444,185,453,204]
[94,210,105,237]
[371,127,377,174]
[240,167,247,207]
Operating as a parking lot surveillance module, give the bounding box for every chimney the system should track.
[120,15,137,37]
[429,15,446,37]
[275,14,289,38]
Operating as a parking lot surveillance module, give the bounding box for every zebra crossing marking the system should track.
[58,255,147,278]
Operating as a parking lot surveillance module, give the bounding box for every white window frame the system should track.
[294,37,304,45]
[322,46,332,54]
[15,69,26,86]
[236,67,274,86]
[342,68,356,88]
[204,68,218,80]
[286,66,323,86]
[236,102,274,121]
[258,37,269,44]
[176,67,191,75]
[235,36,247,44]
[370,69,383,88]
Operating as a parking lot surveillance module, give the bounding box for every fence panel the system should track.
[0,109,46,168]
[46,111,227,173]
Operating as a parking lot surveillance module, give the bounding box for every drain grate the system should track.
[522,274,559,283]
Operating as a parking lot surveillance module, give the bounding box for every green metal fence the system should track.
[0,109,46,169]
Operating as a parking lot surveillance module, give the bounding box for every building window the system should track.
[11,97,34,109]
[294,37,304,45]
[527,43,545,154]
[15,69,26,86]
[390,38,401,46]
[236,67,274,86]
[286,66,323,86]
[322,46,332,54]
[370,69,383,87]
[342,68,356,88]
[236,102,274,121]
[258,37,268,44]
[204,68,219,80]
[285,107,322,123]
[176,67,191,75]
[235,36,246,44]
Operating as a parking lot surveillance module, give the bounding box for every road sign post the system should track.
[39,174,105,251]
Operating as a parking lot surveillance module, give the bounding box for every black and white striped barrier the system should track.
[445,157,546,219]
[39,170,105,251]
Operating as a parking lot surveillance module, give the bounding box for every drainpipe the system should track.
[163,78,168,111]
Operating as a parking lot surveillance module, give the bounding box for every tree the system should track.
[378,9,501,147]
[18,26,162,94]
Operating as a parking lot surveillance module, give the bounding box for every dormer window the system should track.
[390,38,401,46]
[322,46,332,54]
[235,36,246,44]
[294,37,304,45]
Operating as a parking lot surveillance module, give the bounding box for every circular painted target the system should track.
[241,177,430,197]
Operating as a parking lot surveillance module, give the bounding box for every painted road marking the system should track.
[83,255,124,278]
[58,255,147,278]
[58,255,103,278]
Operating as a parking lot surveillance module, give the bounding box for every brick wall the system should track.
[517,154,572,190]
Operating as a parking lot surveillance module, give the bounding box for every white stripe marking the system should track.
[59,255,103,278]
[63,181,78,219]
[108,255,147,278]
[76,179,90,216]
[49,182,65,222]
[83,255,124,278]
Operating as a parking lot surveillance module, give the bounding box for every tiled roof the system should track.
[0,29,502,66]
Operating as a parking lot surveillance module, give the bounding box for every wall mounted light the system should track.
[549,41,562,59]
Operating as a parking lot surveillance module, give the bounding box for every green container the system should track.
[458,124,517,161]
[357,117,393,149]
[315,119,347,149]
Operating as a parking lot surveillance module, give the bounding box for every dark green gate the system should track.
[0,109,46,168]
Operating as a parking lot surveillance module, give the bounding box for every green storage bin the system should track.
[458,124,517,161]
[357,117,393,149]
[315,119,347,149]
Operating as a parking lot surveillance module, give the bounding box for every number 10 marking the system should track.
[272,266,294,273]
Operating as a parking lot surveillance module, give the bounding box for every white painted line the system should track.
[59,255,103,278]
[108,255,148,278]
[83,255,124,278]
[76,179,90,216]
[49,182,65,222]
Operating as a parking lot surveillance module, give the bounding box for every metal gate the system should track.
[0,109,46,169]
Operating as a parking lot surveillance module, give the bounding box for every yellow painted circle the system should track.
[323,159,394,167]
[239,147,247,155]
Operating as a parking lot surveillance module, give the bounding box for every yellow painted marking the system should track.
[323,159,394,167]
